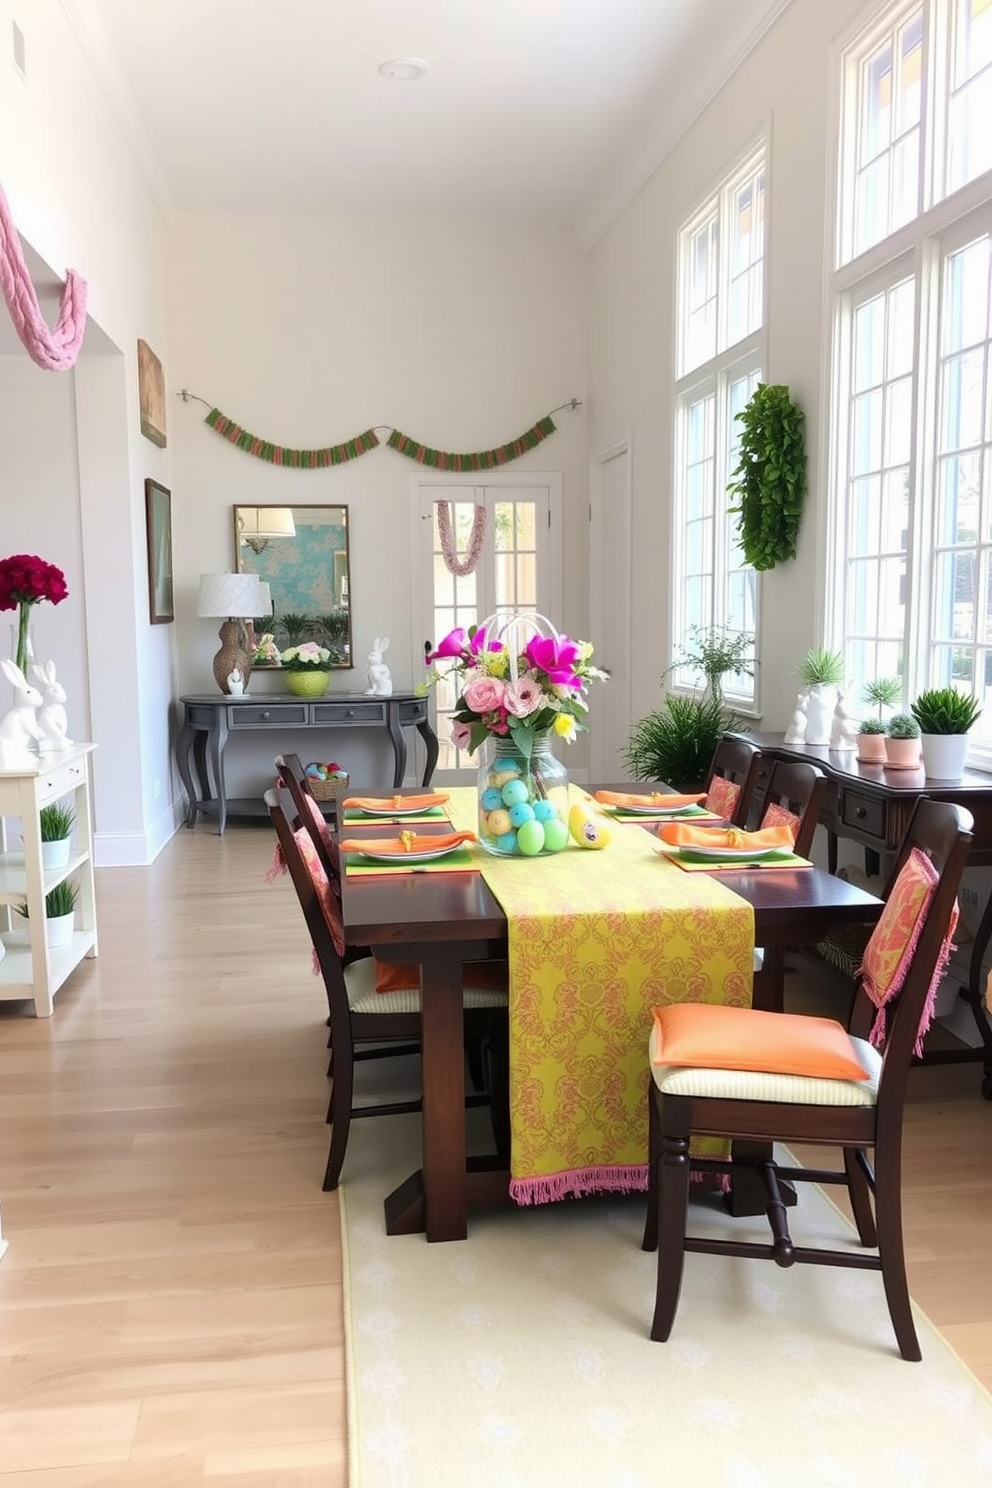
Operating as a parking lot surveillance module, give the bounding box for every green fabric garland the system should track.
[203,407,557,470]
[386,416,556,469]
[205,408,380,467]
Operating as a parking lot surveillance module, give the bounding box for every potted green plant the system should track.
[796,647,846,746]
[673,625,754,705]
[727,383,807,572]
[276,612,314,647]
[885,713,922,770]
[862,676,902,720]
[911,687,982,780]
[38,801,75,870]
[856,717,888,765]
[17,877,79,948]
[624,694,742,791]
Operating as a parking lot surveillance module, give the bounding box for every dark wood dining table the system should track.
[338,801,885,1242]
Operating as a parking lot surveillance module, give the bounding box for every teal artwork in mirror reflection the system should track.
[233,504,352,668]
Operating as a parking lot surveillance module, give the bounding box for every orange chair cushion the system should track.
[705,775,740,819]
[650,1002,869,1081]
[374,957,508,994]
[761,800,801,838]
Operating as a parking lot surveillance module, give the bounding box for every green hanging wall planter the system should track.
[727,383,807,572]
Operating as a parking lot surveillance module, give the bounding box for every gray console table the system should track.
[176,692,439,834]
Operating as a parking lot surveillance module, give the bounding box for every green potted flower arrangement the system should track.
[884,713,922,770]
[279,641,333,698]
[38,801,75,870]
[910,687,982,780]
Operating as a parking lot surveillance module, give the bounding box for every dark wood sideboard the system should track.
[750,733,992,1097]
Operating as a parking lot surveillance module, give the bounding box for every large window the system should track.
[672,145,765,708]
[831,0,992,759]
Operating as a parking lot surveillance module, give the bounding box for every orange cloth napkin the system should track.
[338,829,476,857]
[342,792,449,813]
[594,790,706,810]
[657,821,795,851]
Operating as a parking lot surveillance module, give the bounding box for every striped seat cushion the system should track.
[648,1021,880,1106]
[344,957,509,1016]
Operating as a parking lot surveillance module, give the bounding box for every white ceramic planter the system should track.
[920,733,969,780]
[41,837,72,870]
[46,911,75,948]
[804,684,837,746]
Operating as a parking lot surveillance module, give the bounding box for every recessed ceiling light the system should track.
[378,57,428,81]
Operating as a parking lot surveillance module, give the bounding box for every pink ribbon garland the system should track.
[0,179,88,371]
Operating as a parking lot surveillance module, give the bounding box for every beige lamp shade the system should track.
[256,581,272,617]
[196,572,265,619]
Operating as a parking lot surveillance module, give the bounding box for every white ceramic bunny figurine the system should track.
[784,690,809,745]
[365,636,393,696]
[829,686,857,752]
[0,659,45,767]
[32,660,73,752]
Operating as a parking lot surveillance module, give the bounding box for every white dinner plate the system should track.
[356,804,444,818]
[611,801,703,816]
[354,842,467,864]
[674,844,787,862]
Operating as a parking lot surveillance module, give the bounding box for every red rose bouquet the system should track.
[0,554,69,673]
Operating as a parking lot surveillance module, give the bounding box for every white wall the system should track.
[167,213,587,795]
[0,0,174,863]
[587,0,873,735]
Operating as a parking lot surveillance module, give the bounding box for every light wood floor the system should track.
[0,822,990,1483]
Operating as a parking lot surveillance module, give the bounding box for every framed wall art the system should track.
[144,478,174,623]
[137,338,167,447]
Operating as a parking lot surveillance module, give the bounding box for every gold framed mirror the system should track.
[233,504,352,668]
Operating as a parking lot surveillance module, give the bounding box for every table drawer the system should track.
[312,701,386,725]
[397,698,428,725]
[36,756,87,806]
[839,789,886,840]
[228,704,308,727]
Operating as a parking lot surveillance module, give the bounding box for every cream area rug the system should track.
[342,1102,992,1488]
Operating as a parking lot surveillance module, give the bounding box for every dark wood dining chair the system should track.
[265,785,510,1188]
[642,797,972,1360]
[276,752,338,858]
[702,734,762,826]
[750,758,828,859]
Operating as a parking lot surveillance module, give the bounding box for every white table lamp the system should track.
[197,572,265,695]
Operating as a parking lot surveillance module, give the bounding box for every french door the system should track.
[411,474,561,783]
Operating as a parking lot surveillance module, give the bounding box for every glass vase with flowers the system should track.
[425,614,607,856]
[0,553,69,674]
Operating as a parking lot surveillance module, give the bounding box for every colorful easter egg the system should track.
[541,817,570,853]
[509,801,536,828]
[516,819,546,856]
[487,808,512,838]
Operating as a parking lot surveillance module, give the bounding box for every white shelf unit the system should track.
[0,743,97,1016]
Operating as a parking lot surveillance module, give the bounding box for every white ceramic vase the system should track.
[804,684,837,747]
[920,733,969,781]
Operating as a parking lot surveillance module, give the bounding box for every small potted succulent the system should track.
[856,717,888,765]
[884,712,922,770]
[911,687,982,780]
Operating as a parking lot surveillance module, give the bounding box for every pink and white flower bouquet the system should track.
[425,618,607,757]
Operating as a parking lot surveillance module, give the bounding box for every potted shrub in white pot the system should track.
[17,878,79,948]
[856,717,888,764]
[38,801,75,870]
[884,713,922,770]
[911,688,982,780]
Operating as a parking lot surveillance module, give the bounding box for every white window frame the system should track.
[828,0,992,766]
[671,138,767,713]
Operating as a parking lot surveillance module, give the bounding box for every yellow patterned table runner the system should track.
[446,787,754,1201]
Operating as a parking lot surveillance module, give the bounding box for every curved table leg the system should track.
[416,717,439,787]
[386,708,408,789]
[176,721,199,828]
